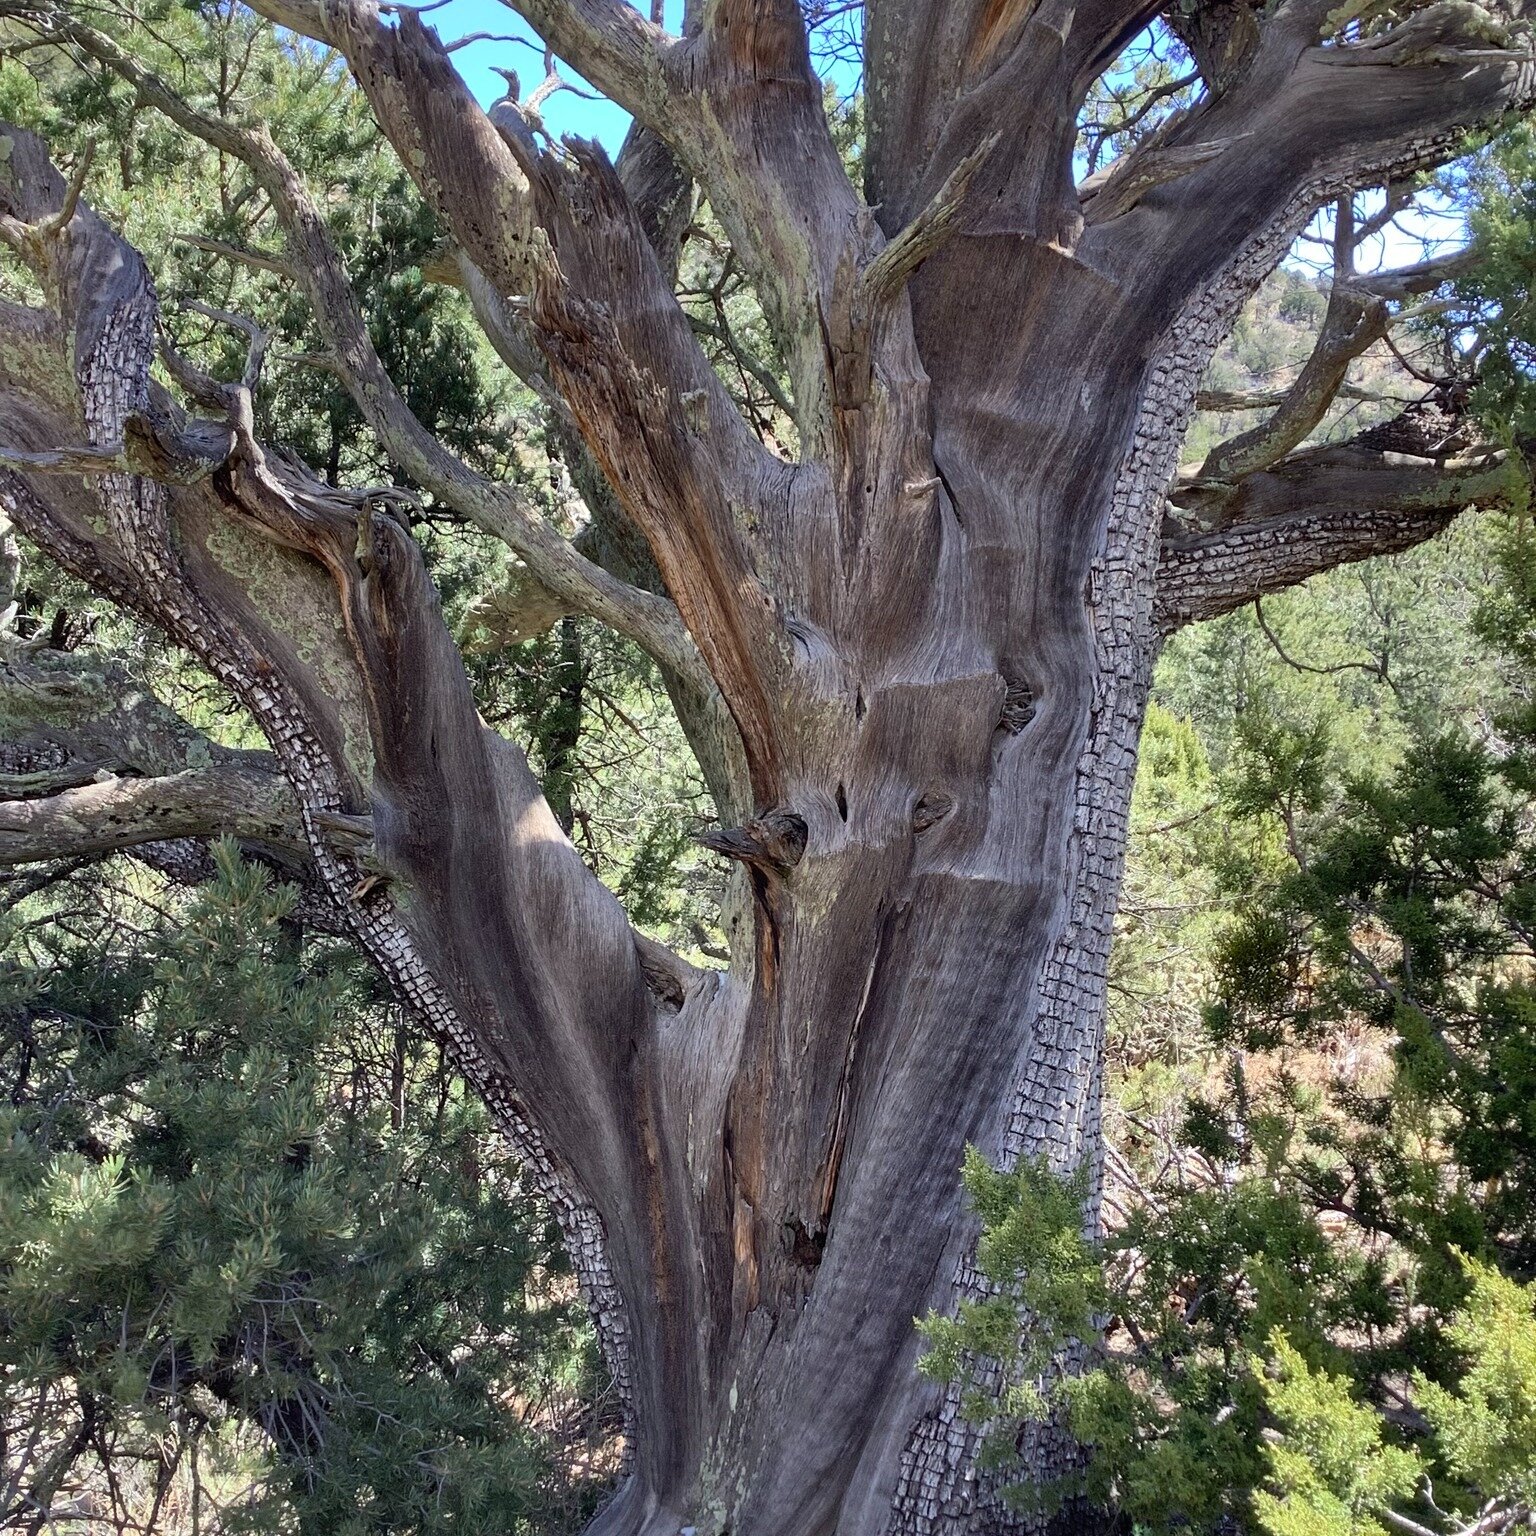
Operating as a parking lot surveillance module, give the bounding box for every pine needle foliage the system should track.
[0,844,602,1534]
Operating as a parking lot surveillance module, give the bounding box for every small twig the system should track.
[1383,327,1442,384]
[183,299,269,391]
[40,138,94,236]
[278,349,347,377]
[1081,71,1201,171]
[1252,592,1401,699]
[175,231,293,278]
[445,30,522,51]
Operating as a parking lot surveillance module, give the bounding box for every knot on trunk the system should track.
[1000,678,1037,733]
[784,1217,827,1269]
[912,792,953,833]
[697,808,807,874]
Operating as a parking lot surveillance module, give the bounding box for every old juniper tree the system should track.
[1,0,1534,1528]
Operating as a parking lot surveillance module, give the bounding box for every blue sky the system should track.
[425,2,1461,275]
[427,0,682,143]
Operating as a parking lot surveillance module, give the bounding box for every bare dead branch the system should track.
[1196,382,1400,411]
[40,138,93,236]
[490,0,672,120]
[1251,591,1403,699]
[1348,244,1482,301]
[1157,438,1524,631]
[183,300,269,391]
[1080,136,1246,226]
[1191,286,1391,486]
[445,29,524,51]
[0,764,306,864]
[861,132,998,313]
[0,441,131,475]
[0,137,94,252]
[175,232,294,278]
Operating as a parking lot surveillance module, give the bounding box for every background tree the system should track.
[0,0,1534,1531]
[1,843,608,1534]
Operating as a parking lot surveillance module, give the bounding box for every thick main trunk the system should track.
[557,172,1308,1534]
[581,629,1151,1536]
[586,834,1139,1536]
[570,366,1167,1535]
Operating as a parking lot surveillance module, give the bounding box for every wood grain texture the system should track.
[2,0,1535,1527]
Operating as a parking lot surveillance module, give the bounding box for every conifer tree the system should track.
[1,845,604,1533]
[1,0,1535,1527]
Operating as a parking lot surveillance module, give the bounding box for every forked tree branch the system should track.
[231,0,794,790]
[1156,439,1525,630]
[1193,287,1391,485]
[422,246,752,816]
[864,0,1161,235]
[493,0,672,120]
[248,0,935,494]
[0,116,671,990]
[1189,203,1485,494]
[499,0,863,408]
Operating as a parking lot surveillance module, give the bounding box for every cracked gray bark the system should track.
[1,0,1534,1531]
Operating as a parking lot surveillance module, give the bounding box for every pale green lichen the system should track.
[202,518,376,786]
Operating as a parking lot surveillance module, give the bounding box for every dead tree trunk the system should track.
[0,0,1533,1529]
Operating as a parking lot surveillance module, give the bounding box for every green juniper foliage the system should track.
[0,845,602,1533]
[1455,124,1536,444]
[916,1151,1104,1424]
[1254,1258,1536,1536]
[916,1150,1105,1513]
[1413,1260,1536,1518]
[1252,1330,1425,1536]
[1083,511,1536,1533]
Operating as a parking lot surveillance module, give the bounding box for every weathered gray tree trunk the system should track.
[1,0,1533,1530]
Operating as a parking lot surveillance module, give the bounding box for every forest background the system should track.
[3,4,1536,1534]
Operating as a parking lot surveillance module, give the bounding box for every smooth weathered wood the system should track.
[2,0,1534,1528]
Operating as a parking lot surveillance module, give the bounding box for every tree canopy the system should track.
[4,0,1536,1531]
